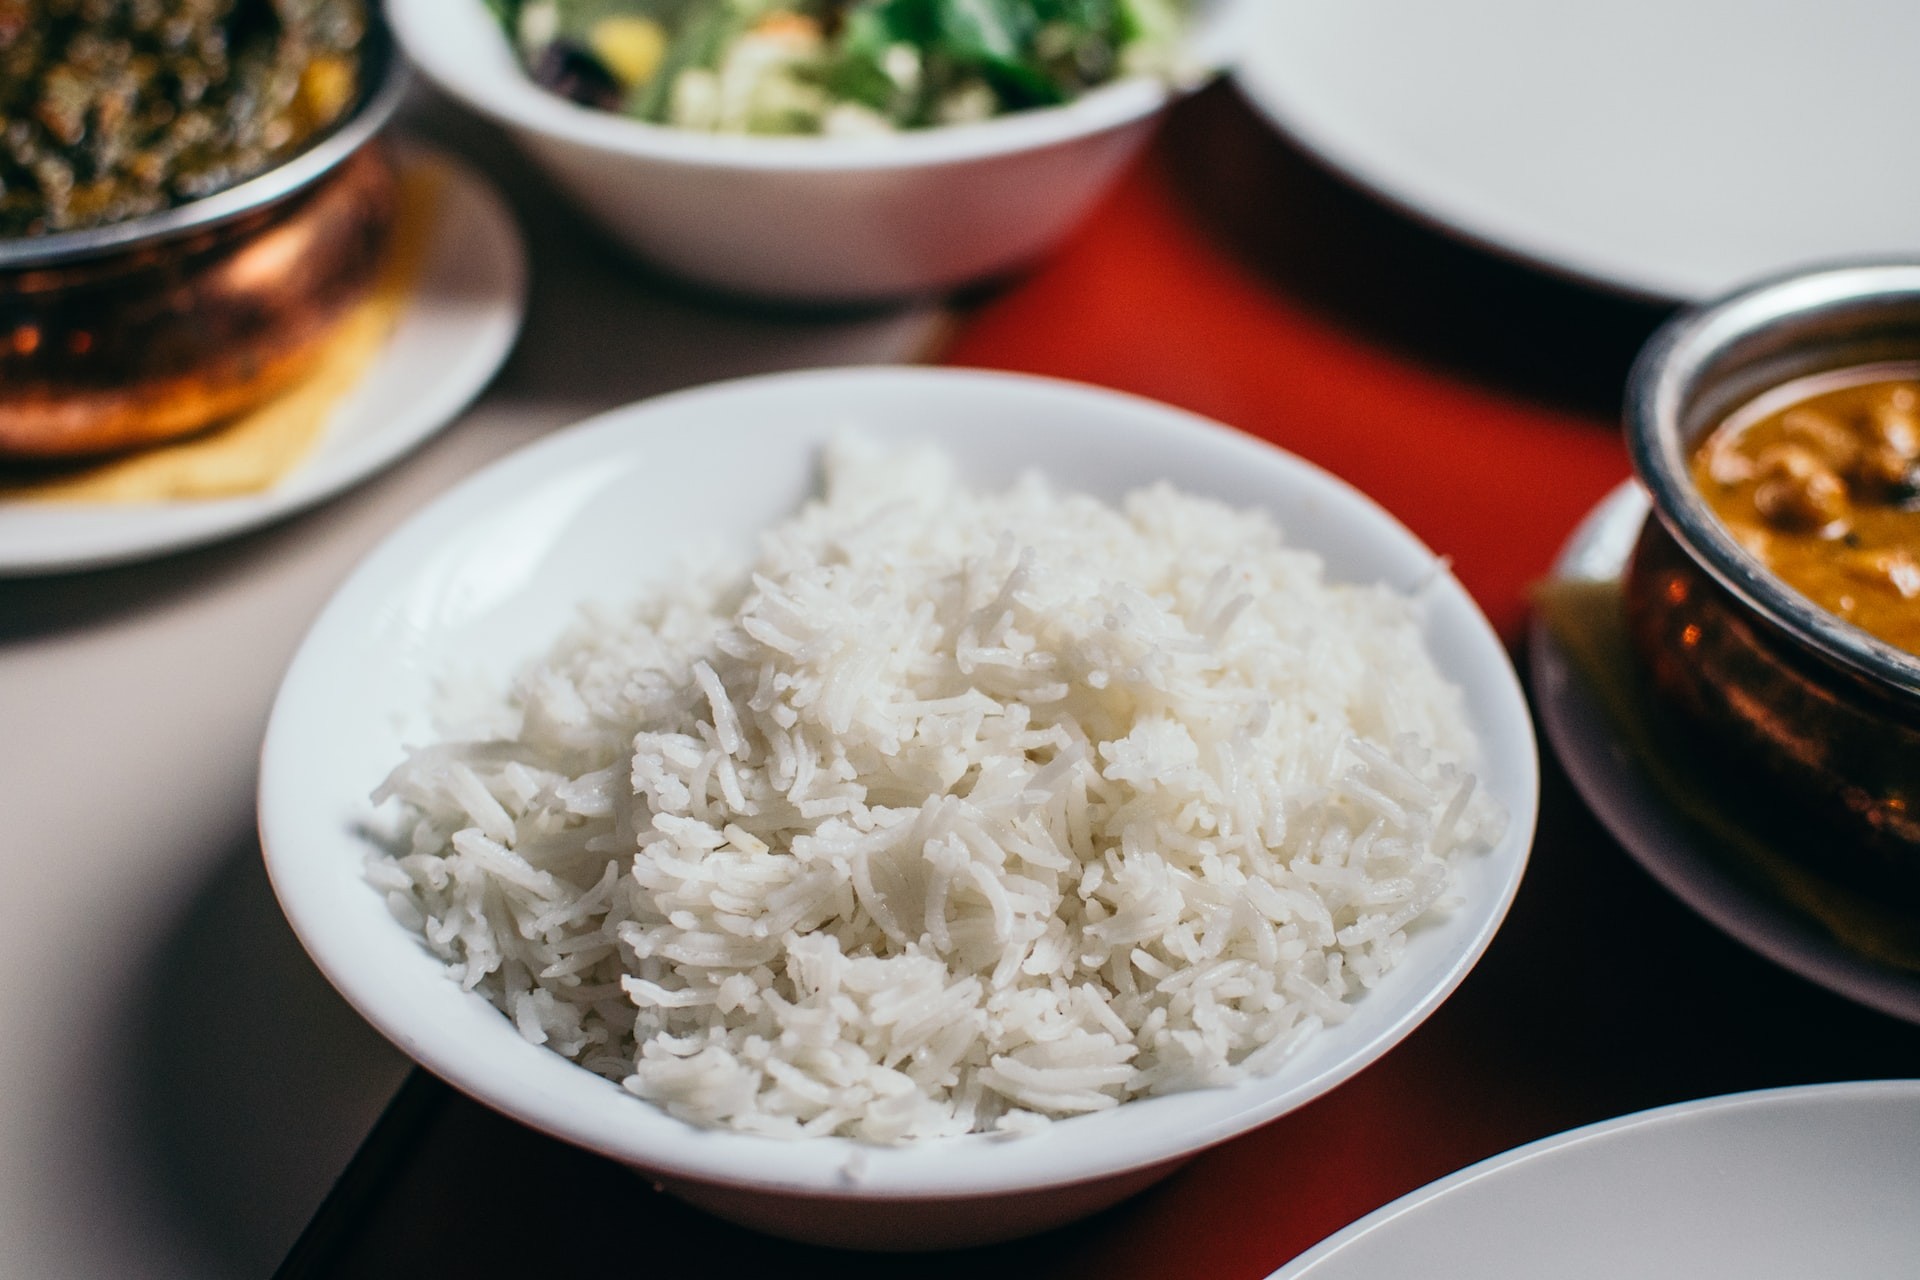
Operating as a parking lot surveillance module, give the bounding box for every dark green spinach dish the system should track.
[0,0,367,236]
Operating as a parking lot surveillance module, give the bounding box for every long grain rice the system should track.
[373,435,1505,1142]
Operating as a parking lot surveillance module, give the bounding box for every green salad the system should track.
[490,0,1189,134]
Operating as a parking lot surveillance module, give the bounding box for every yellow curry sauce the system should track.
[1693,368,1920,654]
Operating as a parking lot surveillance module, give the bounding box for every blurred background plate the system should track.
[1234,0,1920,302]
[0,147,525,576]
[1267,1081,1920,1279]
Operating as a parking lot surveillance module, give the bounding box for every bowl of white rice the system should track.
[260,367,1538,1250]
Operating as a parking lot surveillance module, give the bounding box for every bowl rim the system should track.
[0,15,408,271]
[259,365,1538,1201]
[386,0,1247,172]
[1624,259,1920,703]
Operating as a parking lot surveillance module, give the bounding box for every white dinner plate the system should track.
[1531,481,1920,1024]
[0,146,526,576]
[1234,0,1920,302]
[1267,1080,1920,1279]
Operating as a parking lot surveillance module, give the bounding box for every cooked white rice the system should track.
[371,434,1505,1143]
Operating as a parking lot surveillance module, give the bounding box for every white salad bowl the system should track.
[259,367,1538,1250]
[387,0,1250,302]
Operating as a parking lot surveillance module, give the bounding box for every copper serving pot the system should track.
[0,20,406,460]
[1623,263,1920,891]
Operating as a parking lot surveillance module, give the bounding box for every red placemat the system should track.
[944,85,1645,643]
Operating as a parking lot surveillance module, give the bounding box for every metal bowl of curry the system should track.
[1624,262,1920,890]
[0,3,406,460]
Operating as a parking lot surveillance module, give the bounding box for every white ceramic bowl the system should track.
[1267,1081,1920,1279]
[260,368,1539,1250]
[387,0,1249,302]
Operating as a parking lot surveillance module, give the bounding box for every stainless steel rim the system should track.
[1624,260,1920,702]
[0,18,407,270]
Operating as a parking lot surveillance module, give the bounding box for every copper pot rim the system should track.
[1624,259,1920,708]
[0,14,408,273]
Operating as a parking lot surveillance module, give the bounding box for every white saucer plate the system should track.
[0,146,527,577]
[1234,0,1920,302]
[1531,481,1920,1024]
[1268,1080,1920,1279]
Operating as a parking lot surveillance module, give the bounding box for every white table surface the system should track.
[0,92,941,1280]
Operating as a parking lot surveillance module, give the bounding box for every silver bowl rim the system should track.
[0,16,407,272]
[1624,258,1920,703]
